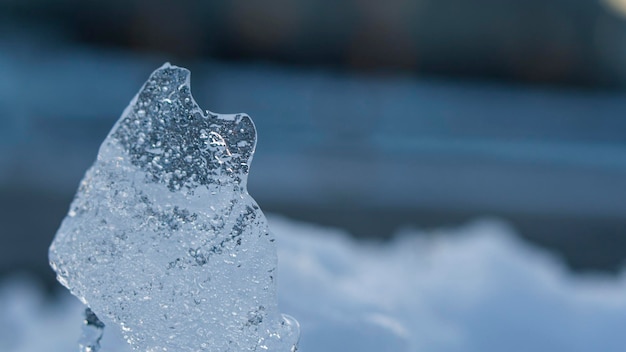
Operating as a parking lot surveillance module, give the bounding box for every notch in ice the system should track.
[49,63,299,351]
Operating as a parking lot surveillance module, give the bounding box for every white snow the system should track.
[3,216,626,352]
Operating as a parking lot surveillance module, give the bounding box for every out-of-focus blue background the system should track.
[2,0,626,286]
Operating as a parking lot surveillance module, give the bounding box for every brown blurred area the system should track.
[3,0,626,87]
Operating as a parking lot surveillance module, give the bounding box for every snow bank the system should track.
[2,216,626,352]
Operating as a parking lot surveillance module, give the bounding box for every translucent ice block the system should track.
[49,63,299,352]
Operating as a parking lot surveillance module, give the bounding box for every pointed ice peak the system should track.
[111,63,256,192]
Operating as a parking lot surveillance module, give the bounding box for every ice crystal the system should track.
[79,308,105,352]
[49,63,299,351]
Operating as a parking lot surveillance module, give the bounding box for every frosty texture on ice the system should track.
[49,63,299,351]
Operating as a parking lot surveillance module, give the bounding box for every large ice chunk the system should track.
[49,63,299,352]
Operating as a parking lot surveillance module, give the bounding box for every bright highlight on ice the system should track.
[48,63,299,352]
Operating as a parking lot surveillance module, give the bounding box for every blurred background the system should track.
[2,0,626,290]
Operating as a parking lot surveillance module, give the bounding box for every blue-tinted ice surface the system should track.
[48,63,299,352]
